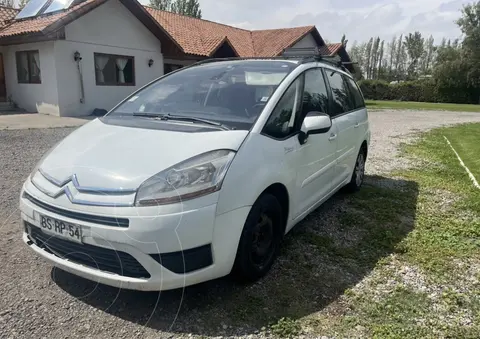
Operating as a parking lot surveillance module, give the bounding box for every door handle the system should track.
[328,133,337,141]
[354,122,360,128]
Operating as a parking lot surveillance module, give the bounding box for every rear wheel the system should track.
[232,194,283,282]
[346,148,366,192]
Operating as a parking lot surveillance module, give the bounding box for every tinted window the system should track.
[263,77,302,139]
[344,76,365,109]
[109,61,296,131]
[16,50,41,84]
[326,71,353,116]
[301,69,329,117]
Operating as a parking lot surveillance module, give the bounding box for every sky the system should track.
[140,0,471,44]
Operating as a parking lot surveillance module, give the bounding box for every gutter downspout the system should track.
[74,51,85,104]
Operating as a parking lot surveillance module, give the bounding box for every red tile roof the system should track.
[145,7,254,57]
[319,43,344,56]
[0,0,105,38]
[145,6,320,58]
[251,26,316,57]
[0,6,19,28]
[0,0,330,59]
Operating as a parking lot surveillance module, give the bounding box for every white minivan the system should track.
[20,56,370,291]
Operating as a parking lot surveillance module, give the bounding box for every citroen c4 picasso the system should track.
[20,56,370,291]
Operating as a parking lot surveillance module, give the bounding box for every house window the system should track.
[16,50,41,84]
[94,53,135,86]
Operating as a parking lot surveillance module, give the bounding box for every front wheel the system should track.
[346,148,366,192]
[232,194,283,282]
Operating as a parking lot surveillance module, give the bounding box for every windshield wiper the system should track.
[132,112,163,118]
[133,112,232,130]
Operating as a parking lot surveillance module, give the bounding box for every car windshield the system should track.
[108,60,297,130]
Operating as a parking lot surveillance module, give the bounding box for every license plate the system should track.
[35,213,83,244]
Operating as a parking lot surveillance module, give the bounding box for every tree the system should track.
[422,35,436,74]
[394,34,404,80]
[348,41,366,79]
[404,31,425,79]
[149,0,202,18]
[456,1,480,57]
[341,34,348,48]
[456,1,480,102]
[171,0,202,18]
[0,0,14,7]
[440,37,447,49]
[364,38,373,79]
[369,37,380,79]
[377,40,385,79]
[433,1,480,104]
[149,0,172,10]
[17,0,28,8]
[388,36,397,77]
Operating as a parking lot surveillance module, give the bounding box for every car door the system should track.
[324,69,357,186]
[291,67,338,220]
[343,75,369,150]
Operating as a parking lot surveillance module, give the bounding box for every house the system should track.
[0,0,352,117]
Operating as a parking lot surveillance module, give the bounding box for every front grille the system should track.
[23,192,129,228]
[27,223,150,279]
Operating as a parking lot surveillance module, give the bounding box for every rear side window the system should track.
[301,69,329,117]
[326,71,354,116]
[344,76,365,109]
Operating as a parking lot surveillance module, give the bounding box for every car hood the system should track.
[37,119,249,190]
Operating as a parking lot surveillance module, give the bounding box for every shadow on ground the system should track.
[54,174,419,336]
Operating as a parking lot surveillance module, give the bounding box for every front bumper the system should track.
[20,184,251,291]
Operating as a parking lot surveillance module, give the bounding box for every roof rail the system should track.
[191,47,355,73]
[281,47,351,72]
[192,56,300,67]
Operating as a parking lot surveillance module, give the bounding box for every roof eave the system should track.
[0,29,64,46]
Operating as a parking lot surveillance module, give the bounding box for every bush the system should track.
[358,80,392,101]
[358,79,439,102]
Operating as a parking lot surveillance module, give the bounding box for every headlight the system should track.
[135,149,235,206]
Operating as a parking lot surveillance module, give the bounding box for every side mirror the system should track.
[298,112,332,144]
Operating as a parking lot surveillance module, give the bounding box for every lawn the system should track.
[443,123,480,181]
[366,100,480,112]
[272,123,480,338]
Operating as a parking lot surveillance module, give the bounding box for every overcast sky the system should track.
[140,0,470,44]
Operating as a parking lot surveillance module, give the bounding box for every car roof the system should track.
[192,58,352,78]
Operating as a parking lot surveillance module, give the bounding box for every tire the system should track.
[346,147,366,192]
[232,194,283,282]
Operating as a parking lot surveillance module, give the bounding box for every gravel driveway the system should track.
[1,110,480,339]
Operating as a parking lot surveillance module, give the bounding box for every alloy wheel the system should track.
[355,153,365,187]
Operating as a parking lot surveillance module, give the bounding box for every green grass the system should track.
[366,100,480,112]
[302,122,480,338]
[397,123,480,275]
[443,124,480,180]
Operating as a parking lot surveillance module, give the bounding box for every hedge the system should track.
[358,79,438,103]
[358,79,480,104]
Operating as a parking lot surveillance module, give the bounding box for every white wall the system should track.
[289,33,317,49]
[55,0,164,116]
[2,42,60,115]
